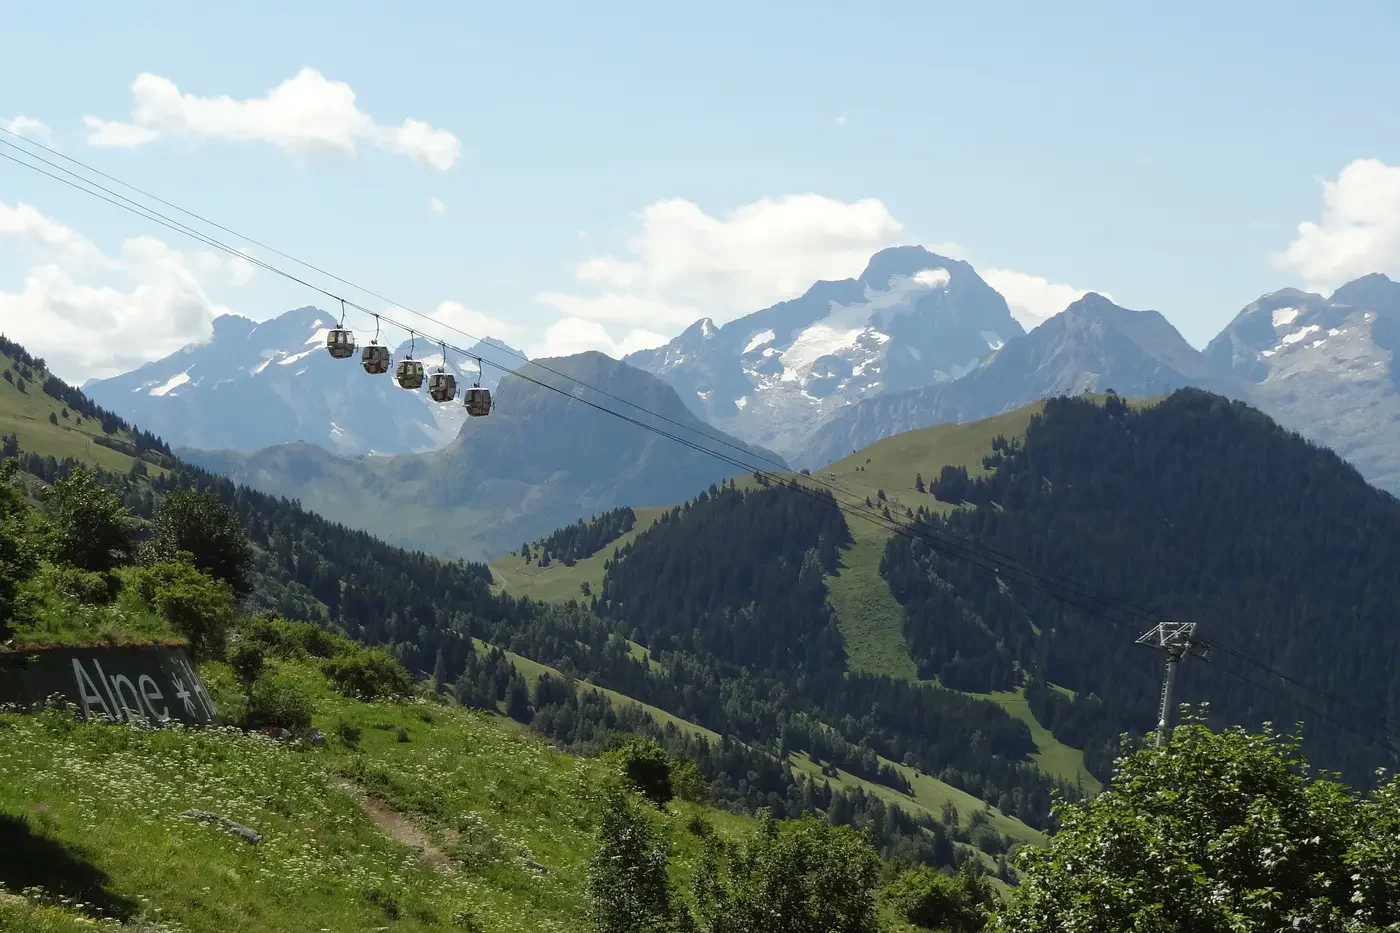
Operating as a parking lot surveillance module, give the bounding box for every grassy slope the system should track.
[0,351,148,475]
[0,656,754,933]
[488,506,670,602]
[487,399,1107,792]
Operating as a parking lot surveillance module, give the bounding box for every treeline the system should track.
[521,506,636,566]
[884,389,1400,785]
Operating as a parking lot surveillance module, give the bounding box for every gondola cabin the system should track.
[326,327,356,359]
[464,386,492,417]
[361,343,390,375]
[395,358,425,390]
[428,371,457,403]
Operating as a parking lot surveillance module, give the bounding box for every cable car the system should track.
[326,327,356,359]
[428,371,457,403]
[362,343,390,374]
[464,386,492,417]
[361,314,390,374]
[396,358,425,390]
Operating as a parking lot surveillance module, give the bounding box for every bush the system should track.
[45,467,134,573]
[243,614,347,659]
[36,564,116,605]
[242,675,314,732]
[670,756,707,803]
[130,557,235,660]
[885,863,995,933]
[607,738,673,807]
[394,726,410,743]
[229,640,266,687]
[323,646,414,700]
[337,720,362,749]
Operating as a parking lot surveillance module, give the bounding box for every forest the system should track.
[523,506,636,566]
[888,389,1400,783]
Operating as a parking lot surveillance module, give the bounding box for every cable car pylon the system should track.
[1136,621,1210,747]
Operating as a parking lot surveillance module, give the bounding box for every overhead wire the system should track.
[4,132,1391,753]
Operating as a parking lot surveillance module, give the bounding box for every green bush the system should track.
[242,675,313,732]
[35,563,116,605]
[885,863,995,933]
[670,756,707,803]
[323,646,414,700]
[606,738,673,807]
[44,467,134,573]
[244,614,350,659]
[129,557,234,660]
[229,640,266,687]
[337,720,362,749]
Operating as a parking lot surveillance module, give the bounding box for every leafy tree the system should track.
[229,640,266,687]
[692,811,881,933]
[886,861,995,932]
[242,674,313,732]
[46,466,134,572]
[607,738,674,808]
[0,462,40,636]
[995,717,1400,932]
[130,556,236,660]
[323,645,414,699]
[587,789,677,933]
[145,488,253,594]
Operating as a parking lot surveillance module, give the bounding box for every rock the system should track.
[181,808,262,845]
[308,729,326,747]
[520,858,548,874]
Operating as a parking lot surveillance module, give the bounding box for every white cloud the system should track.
[1274,158,1400,291]
[833,114,848,127]
[426,300,513,339]
[3,115,55,147]
[429,197,446,215]
[527,318,667,360]
[0,202,250,379]
[539,194,904,331]
[981,267,1107,330]
[920,241,969,261]
[83,68,461,170]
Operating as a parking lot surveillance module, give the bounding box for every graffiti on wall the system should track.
[0,645,216,724]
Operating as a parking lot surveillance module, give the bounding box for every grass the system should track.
[473,638,719,743]
[0,654,753,933]
[971,689,1102,795]
[7,566,182,650]
[0,352,152,476]
[489,506,668,602]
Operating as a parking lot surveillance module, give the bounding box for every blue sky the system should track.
[3,1,1398,380]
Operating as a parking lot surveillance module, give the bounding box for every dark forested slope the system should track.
[882,389,1400,782]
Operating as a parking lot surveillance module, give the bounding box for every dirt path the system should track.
[339,782,456,872]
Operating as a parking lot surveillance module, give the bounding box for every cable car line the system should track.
[0,133,1166,629]
[0,129,796,477]
[5,135,1390,752]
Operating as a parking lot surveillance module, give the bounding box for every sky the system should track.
[2,1,1398,382]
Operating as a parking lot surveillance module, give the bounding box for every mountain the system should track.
[625,246,1024,458]
[800,292,1247,467]
[82,306,524,456]
[181,351,785,560]
[1205,273,1400,493]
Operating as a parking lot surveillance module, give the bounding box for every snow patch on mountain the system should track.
[1272,307,1300,327]
[149,370,191,397]
[743,329,775,353]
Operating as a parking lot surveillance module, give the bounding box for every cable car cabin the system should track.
[395,359,425,390]
[326,327,356,359]
[427,371,457,403]
[361,343,390,375]
[464,386,492,417]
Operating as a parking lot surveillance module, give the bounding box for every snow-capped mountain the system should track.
[800,292,1250,468]
[625,246,1024,458]
[83,307,524,456]
[1205,273,1400,493]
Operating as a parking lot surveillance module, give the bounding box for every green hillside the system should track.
[0,345,168,476]
[0,652,754,933]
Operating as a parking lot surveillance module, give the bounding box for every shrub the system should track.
[323,646,414,700]
[229,640,266,687]
[337,720,362,749]
[36,564,116,605]
[885,863,995,933]
[607,738,673,807]
[45,467,134,573]
[670,756,707,803]
[394,726,410,743]
[130,557,234,660]
[242,675,313,732]
[243,614,347,659]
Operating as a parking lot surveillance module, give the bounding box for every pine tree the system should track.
[432,648,447,694]
[915,472,925,493]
